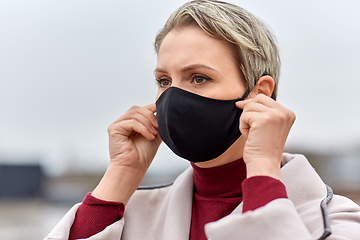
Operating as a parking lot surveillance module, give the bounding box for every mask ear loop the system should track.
[241,88,251,99]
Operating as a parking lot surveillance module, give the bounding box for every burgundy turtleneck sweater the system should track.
[69,158,287,240]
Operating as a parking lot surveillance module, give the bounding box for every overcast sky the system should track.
[1,0,360,176]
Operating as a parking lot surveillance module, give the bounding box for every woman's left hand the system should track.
[235,94,296,180]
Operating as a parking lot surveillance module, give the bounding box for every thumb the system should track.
[235,99,250,109]
[239,116,249,140]
[239,108,250,139]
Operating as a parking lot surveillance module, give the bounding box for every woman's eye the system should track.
[158,79,172,88]
[192,75,210,84]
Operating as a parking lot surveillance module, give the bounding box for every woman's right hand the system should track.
[108,103,161,171]
[92,103,161,204]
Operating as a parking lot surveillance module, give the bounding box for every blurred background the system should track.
[0,0,359,239]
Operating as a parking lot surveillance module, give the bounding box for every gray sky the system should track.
[1,0,360,175]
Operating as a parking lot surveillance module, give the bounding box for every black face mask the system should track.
[156,87,248,163]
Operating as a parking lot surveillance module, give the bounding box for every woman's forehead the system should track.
[156,26,237,70]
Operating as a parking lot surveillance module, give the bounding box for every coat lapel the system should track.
[162,167,194,240]
[229,153,327,217]
[281,153,327,206]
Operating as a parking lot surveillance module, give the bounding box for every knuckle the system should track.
[127,105,140,115]
[284,109,296,121]
[108,119,130,134]
[129,105,139,110]
[263,113,273,124]
[267,110,285,124]
[289,110,296,123]
[108,124,123,137]
[107,123,116,133]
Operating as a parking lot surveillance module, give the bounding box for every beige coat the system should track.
[45,153,360,240]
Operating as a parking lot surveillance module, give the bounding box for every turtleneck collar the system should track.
[191,158,247,197]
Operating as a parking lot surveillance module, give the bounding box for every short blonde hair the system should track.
[155,0,280,100]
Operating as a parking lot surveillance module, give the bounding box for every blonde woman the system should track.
[46,1,360,239]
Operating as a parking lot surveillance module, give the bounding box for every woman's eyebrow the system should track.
[180,64,216,72]
[154,68,167,74]
[154,64,216,74]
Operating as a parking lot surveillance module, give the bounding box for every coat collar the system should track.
[168,153,327,219]
[281,153,327,206]
[142,153,327,240]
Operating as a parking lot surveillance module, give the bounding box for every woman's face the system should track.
[155,25,246,100]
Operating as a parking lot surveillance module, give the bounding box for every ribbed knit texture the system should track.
[190,158,288,240]
[69,193,124,240]
[242,175,288,212]
[189,158,246,240]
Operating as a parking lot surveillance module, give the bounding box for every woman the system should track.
[46,1,360,239]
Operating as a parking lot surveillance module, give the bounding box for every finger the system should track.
[239,111,264,138]
[122,111,157,136]
[119,105,158,130]
[239,111,252,139]
[239,118,249,139]
[242,101,270,113]
[235,99,251,109]
[130,106,158,131]
[131,111,158,135]
[144,103,157,113]
[250,94,278,108]
[236,94,277,109]
[137,104,158,127]
[144,103,158,128]
[116,119,156,141]
[138,104,158,128]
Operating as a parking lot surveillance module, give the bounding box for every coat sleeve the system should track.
[43,203,125,240]
[205,196,360,240]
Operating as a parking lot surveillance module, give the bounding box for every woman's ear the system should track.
[252,75,275,97]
